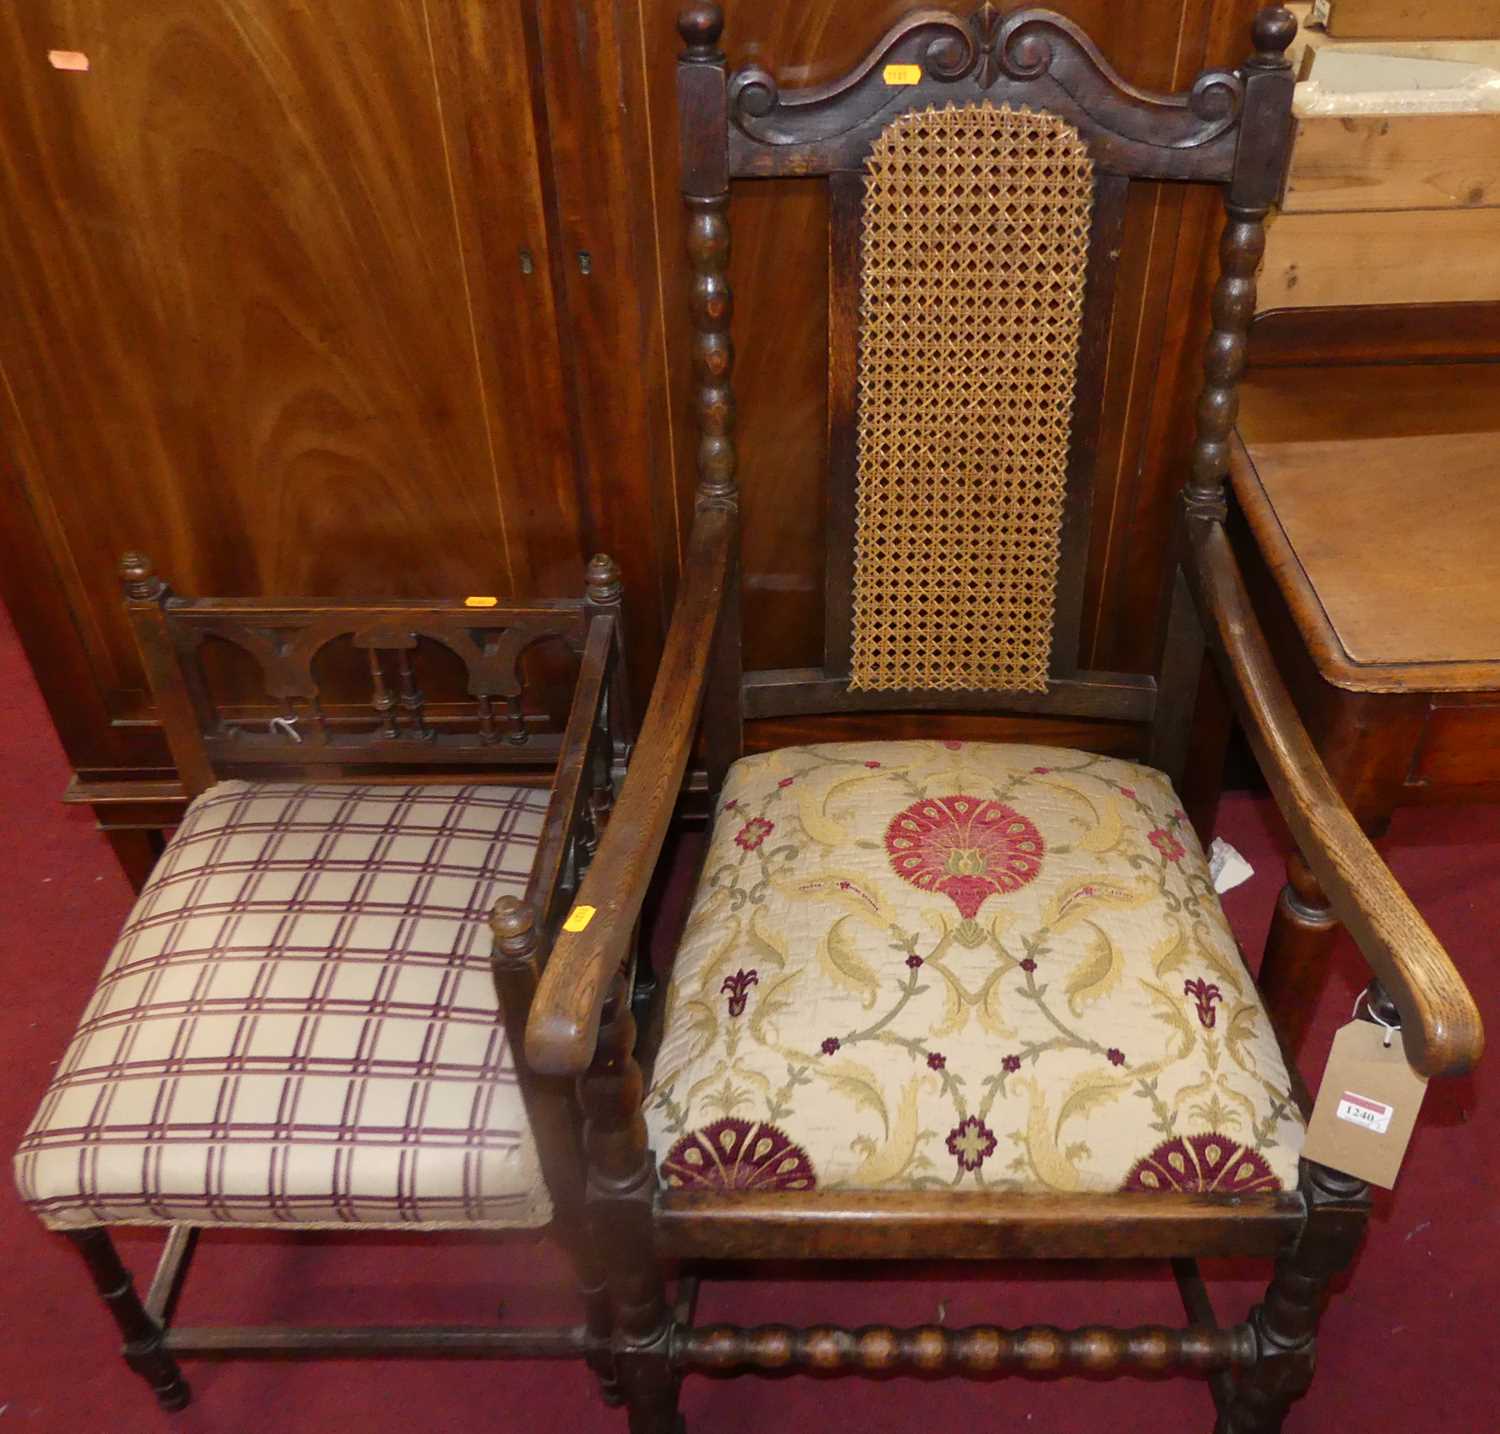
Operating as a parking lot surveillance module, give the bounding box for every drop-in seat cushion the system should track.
[646,742,1304,1197]
[15,781,552,1230]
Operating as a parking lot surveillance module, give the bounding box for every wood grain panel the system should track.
[1413,699,1500,787]
[1259,206,1500,308]
[1326,0,1500,41]
[1247,301,1500,364]
[527,0,677,690]
[0,1,577,771]
[1284,114,1500,213]
[0,0,1277,847]
[636,0,1264,749]
[1241,358,1500,439]
[731,178,830,673]
[1239,432,1500,681]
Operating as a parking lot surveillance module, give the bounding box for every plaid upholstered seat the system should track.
[15,781,553,1230]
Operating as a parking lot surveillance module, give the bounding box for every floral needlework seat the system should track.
[646,742,1304,1197]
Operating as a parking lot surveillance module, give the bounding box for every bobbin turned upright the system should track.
[528,6,1483,1433]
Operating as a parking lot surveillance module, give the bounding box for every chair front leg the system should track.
[1258,852,1340,1062]
[491,897,620,1404]
[580,975,681,1434]
[1221,1161,1370,1433]
[63,1228,190,1411]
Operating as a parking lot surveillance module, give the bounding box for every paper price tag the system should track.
[465,595,499,608]
[883,63,922,85]
[562,905,596,933]
[1336,1091,1393,1135]
[1302,1020,1427,1189]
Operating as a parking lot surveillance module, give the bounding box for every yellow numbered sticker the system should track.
[883,63,921,85]
[563,905,596,933]
[465,595,498,608]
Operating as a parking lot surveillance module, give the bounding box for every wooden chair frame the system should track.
[58,552,633,1409]
[525,5,1484,1432]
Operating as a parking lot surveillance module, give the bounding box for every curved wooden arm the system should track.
[526,505,737,1075]
[1186,518,1483,1079]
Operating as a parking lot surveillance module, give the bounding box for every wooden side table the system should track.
[1230,422,1500,1056]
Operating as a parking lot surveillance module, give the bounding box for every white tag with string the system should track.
[1301,995,1428,1189]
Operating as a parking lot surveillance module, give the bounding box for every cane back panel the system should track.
[850,103,1094,694]
[688,3,1296,729]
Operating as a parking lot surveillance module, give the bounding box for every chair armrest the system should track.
[524,611,617,936]
[1186,516,1484,1079]
[526,506,737,1076]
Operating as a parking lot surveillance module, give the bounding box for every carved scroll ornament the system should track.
[728,4,1243,154]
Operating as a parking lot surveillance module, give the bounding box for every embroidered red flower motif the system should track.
[927,1052,946,1071]
[1001,1054,1022,1074]
[1031,765,1051,775]
[946,1116,998,1172]
[1148,828,1187,863]
[885,796,1045,920]
[734,817,775,852]
[820,1037,841,1056]
[723,799,739,812]
[777,777,796,788]
[1121,1134,1281,1195]
[1119,786,1136,800]
[1183,977,1223,1029]
[1107,1048,1126,1067]
[720,968,758,1018]
[1020,958,1037,973]
[941,740,964,750]
[865,760,882,768]
[905,953,924,970]
[661,1119,817,1192]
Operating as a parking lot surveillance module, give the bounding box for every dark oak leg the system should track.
[629,923,659,1042]
[576,728,657,1052]
[581,977,680,1434]
[1220,1162,1370,1434]
[490,899,620,1405]
[1181,657,1234,850]
[1257,851,1339,1061]
[64,1228,190,1411]
[102,826,166,893]
[1255,683,1422,1063]
[1150,563,1208,797]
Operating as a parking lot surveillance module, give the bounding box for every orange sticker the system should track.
[563,905,596,933]
[883,63,921,85]
[48,50,90,71]
[464,596,498,608]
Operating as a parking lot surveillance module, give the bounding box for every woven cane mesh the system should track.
[851,103,1094,693]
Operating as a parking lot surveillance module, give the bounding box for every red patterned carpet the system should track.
[1,598,1494,1433]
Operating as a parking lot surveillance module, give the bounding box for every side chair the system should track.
[13,551,632,1409]
[526,6,1485,1432]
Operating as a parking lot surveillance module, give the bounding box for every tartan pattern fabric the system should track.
[15,781,553,1230]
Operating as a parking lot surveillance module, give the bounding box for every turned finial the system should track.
[489,895,537,957]
[1250,5,1297,63]
[118,551,163,601]
[678,3,724,60]
[584,552,623,607]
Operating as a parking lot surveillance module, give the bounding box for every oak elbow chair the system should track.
[525,6,1486,1432]
[13,551,632,1409]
